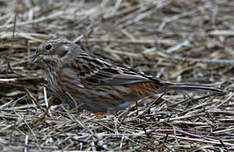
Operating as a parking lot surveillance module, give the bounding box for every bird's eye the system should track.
[45,44,52,50]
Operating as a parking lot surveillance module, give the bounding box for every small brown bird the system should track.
[32,39,222,113]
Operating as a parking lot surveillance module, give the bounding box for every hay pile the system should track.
[0,0,233,151]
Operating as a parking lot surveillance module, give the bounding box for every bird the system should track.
[32,38,223,113]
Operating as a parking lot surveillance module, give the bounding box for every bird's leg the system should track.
[135,100,139,116]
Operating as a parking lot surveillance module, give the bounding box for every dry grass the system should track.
[0,0,234,151]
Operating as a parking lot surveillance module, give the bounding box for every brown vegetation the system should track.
[0,0,233,151]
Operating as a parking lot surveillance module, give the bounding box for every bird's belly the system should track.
[60,83,155,112]
[48,72,157,112]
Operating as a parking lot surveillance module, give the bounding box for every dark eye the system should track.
[45,44,52,50]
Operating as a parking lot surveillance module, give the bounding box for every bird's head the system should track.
[32,39,81,63]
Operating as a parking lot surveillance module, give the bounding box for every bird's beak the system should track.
[31,50,40,63]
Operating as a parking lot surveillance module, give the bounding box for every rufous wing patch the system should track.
[128,82,160,96]
[128,82,174,96]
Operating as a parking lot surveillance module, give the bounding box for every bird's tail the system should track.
[156,80,224,93]
[169,83,223,92]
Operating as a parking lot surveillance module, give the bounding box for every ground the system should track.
[0,0,233,151]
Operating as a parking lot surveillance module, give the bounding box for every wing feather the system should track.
[68,54,151,86]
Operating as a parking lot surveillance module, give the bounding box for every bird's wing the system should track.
[68,53,152,86]
[63,53,223,93]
